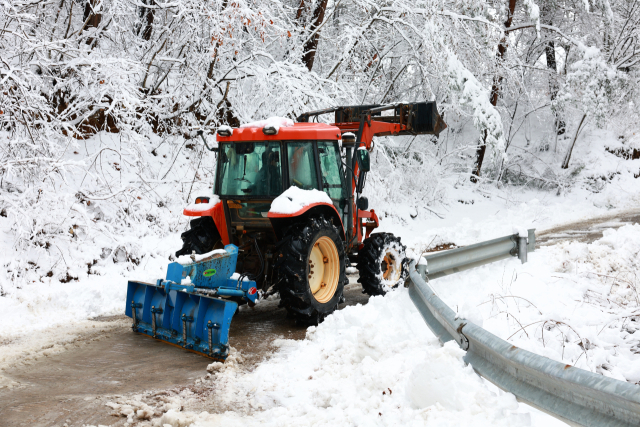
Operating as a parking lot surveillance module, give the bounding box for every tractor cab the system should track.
[214,124,350,237]
[217,139,348,215]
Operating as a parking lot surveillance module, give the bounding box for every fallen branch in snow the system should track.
[478,295,543,315]
[506,319,545,340]
[487,309,531,338]
[562,113,588,169]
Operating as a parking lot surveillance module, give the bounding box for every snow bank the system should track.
[240,117,294,132]
[269,186,332,214]
[431,224,640,383]
[184,195,220,213]
[149,288,556,427]
[0,131,215,353]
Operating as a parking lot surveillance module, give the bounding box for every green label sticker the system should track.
[203,269,217,277]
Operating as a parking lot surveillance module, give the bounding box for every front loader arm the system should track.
[334,119,405,150]
[297,101,446,248]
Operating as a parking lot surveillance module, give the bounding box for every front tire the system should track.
[275,216,346,325]
[175,217,222,257]
[357,233,409,296]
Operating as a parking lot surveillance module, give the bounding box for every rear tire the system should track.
[357,233,408,296]
[175,217,223,257]
[275,216,346,325]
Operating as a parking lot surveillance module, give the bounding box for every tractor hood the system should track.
[217,122,341,142]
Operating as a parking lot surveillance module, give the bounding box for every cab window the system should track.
[286,142,319,190]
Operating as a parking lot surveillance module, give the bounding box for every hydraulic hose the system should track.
[237,236,264,288]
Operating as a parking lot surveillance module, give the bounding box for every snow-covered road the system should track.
[0,278,368,427]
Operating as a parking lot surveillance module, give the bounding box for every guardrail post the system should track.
[416,261,428,281]
[528,228,536,252]
[518,235,528,264]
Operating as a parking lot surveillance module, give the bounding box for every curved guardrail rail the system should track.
[417,229,535,280]
[408,231,640,427]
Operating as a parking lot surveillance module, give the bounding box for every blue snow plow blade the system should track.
[125,244,257,361]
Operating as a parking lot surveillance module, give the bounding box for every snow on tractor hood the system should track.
[184,195,221,212]
[240,117,294,134]
[269,186,332,215]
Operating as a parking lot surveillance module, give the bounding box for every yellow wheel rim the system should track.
[382,252,401,282]
[308,236,340,303]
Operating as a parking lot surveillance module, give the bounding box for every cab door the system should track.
[317,141,348,222]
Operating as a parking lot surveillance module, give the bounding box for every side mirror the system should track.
[356,196,369,211]
[356,148,370,172]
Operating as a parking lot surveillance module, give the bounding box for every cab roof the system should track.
[216,122,341,142]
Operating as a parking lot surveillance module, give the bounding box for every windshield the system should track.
[218,142,283,197]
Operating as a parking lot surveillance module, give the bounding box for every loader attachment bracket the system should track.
[297,101,446,136]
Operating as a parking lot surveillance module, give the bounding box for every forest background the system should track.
[1,0,639,294]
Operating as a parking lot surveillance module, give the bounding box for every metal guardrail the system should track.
[407,231,640,427]
[417,229,535,280]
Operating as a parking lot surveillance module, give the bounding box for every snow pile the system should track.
[107,399,157,422]
[269,186,332,214]
[240,117,294,132]
[176,248,227,265]
[184,195,221,213]
[147,289,558,427]
[431,224,640,383]
[106,393,184,424]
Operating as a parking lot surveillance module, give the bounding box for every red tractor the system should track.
[176,102,446,325]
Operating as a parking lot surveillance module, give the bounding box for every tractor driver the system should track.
[255,149,282,196]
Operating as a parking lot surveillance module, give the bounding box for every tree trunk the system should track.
[541,4,565,135]
[138,0,155,42]
[83,0,102,45]
[83,0,102,28]
[545,41,565,134]
[472,0,516,183]
[299,0,329,71]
